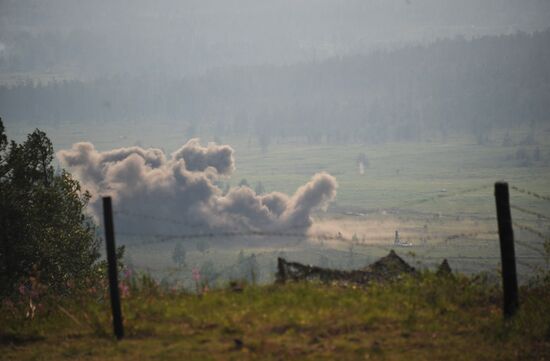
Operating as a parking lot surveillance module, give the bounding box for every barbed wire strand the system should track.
[511,185,550,202]
[396,183,493,209]
[114,209,206,229]
[115,209,316,232]
[510,204,550,221]
[516,259,544,271]
[514,239,546,257]
[513,222,550,242]
[113,183,549,286]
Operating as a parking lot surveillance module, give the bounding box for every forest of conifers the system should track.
[1,30,549,143]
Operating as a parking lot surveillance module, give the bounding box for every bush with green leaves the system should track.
[0,118,102,298]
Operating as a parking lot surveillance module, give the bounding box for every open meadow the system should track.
[6,119,550,287]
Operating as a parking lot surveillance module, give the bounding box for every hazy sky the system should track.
[1,0,549,79]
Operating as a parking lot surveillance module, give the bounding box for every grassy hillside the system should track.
[2,273,550,360]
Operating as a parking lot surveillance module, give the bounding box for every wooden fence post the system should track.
[102,196,124,340]
[277,258,287,284]
[494,182,519,318]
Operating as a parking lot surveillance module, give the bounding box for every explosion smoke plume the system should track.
[58,139,337,235]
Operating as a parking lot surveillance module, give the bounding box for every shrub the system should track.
[0,118,102,298]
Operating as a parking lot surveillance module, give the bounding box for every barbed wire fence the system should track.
[109,183,550,291]
[509,186,550,271]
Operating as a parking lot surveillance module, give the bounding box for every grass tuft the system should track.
[1,272,549,360]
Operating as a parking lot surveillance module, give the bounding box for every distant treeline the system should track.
[1,30,549,143]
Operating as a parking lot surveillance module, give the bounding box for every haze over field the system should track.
[1,0,549,280]
[2,0,550,149]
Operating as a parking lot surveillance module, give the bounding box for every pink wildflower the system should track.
[123,268,133,280]
[192,268,201,282]
[192,268,203,295]
[119,282,130,298]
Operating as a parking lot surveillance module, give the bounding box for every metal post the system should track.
[494,182,519,318]
[102,196,124,339]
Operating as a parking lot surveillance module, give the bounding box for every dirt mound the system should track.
[436,259,453,277]
[361,250,416,281]
[277,250,416,285]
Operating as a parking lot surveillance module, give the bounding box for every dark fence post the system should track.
[102,196,124,340]
[276,258,287,284]
[494,182,519,318]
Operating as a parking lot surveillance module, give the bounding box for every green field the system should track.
[10,119,549,211]
[98,125,549,286]
[2,274,550,360]
[7,120,550,284]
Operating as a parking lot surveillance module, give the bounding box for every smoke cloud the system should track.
[57,139,337,236]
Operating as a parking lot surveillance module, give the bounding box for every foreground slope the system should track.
[2,274,550,360]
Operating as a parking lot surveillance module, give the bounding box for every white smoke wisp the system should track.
[57,139,338,236]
